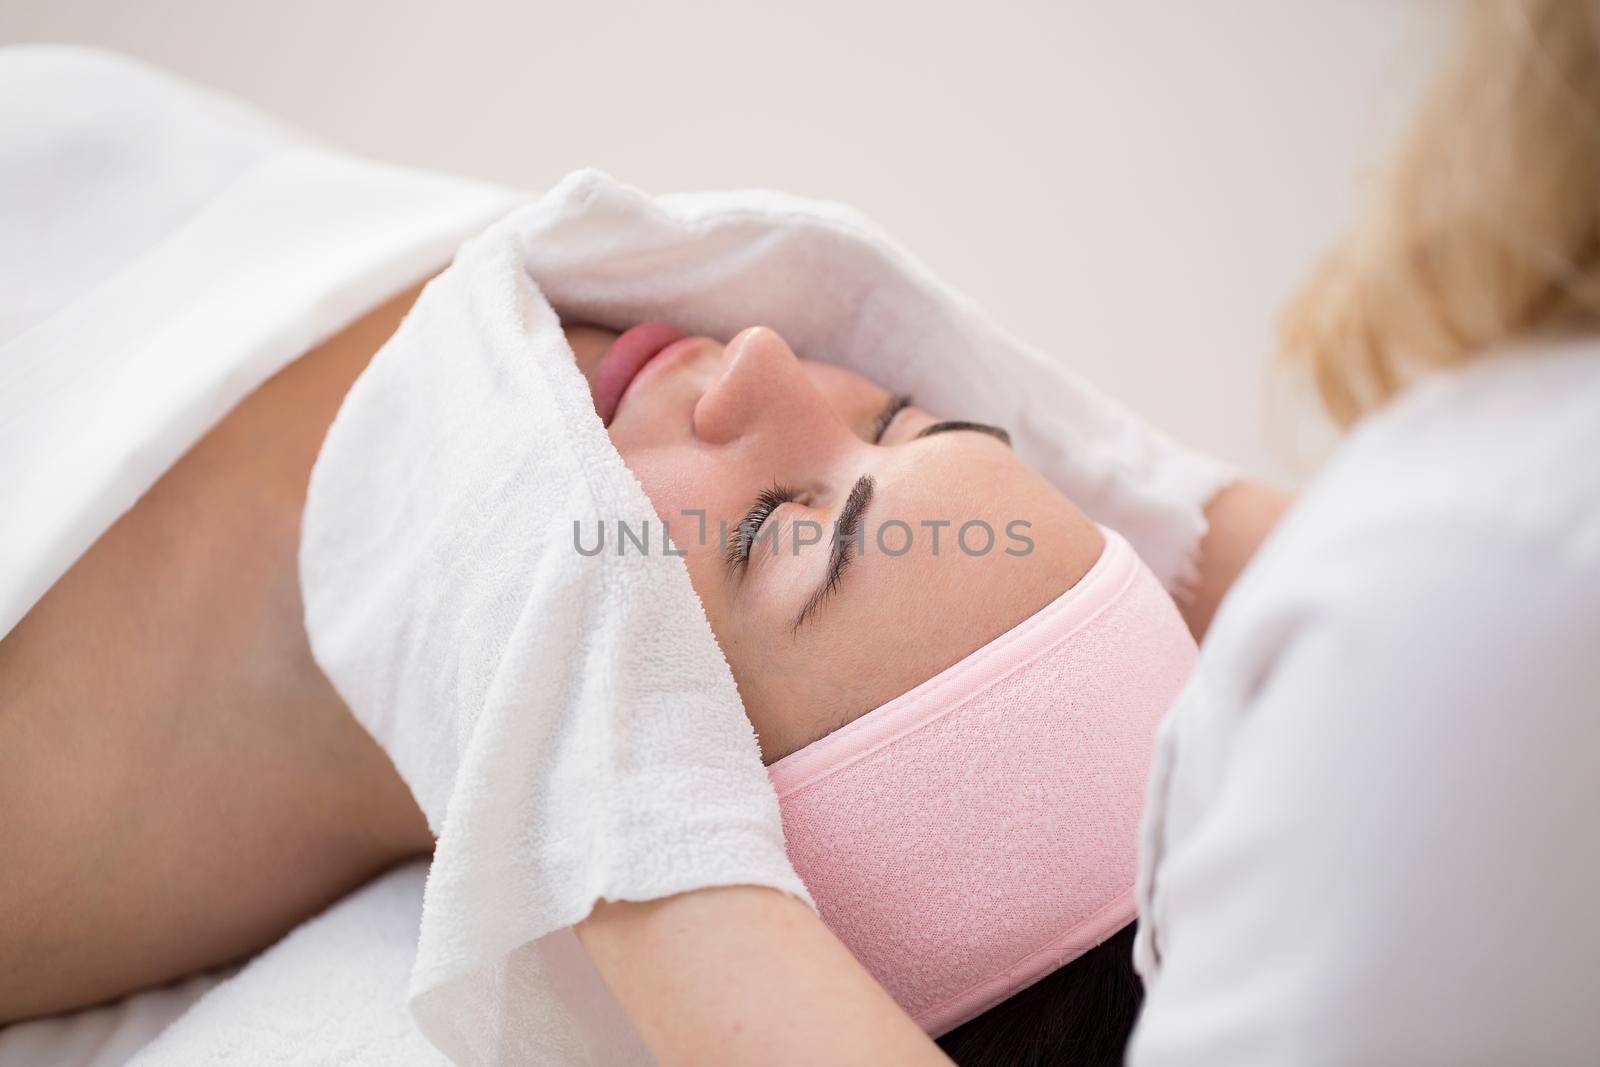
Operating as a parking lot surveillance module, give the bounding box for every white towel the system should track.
[300,167,1237,1066]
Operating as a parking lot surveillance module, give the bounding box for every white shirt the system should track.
[1129,339,1600,1064]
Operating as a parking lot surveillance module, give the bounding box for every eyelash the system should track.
[722,394,909,583]
[873,394,913,443]
[723,482,800,575]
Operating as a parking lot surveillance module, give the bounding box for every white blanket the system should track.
[296,167,1236,1065]
[0,44,517,639]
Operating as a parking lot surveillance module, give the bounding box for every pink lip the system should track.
[594,321,687,426]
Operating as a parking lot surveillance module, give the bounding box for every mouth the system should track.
[595,321,707,426]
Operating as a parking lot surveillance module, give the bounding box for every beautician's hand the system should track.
[577,886,953,1067]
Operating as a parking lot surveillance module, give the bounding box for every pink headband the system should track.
[768,526,1196,1035]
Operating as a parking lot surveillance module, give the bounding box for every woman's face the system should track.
[566,322,1104,763]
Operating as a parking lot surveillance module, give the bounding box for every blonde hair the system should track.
[1281,0,1600,426]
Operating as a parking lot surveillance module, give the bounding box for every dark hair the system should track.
[934,924,1142,1067]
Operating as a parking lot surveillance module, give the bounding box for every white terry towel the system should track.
[300,168,1238,1066]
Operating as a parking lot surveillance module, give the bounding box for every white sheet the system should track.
[0,973,224,1067]
[126,864,443,1066]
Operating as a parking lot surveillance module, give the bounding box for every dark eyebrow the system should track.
[792,474,874,634]
[789,417,1010,634]
[914,420,1012,447]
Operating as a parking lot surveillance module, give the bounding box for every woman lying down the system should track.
[0,50,1286,1067]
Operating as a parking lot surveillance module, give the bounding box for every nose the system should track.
[692,326,840,447]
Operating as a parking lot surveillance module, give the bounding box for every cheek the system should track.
[614,443,740,615]
[726,645,831,761]
[616,446,719,535]
[736,638,891,764]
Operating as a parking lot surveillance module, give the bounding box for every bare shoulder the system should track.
[0,281,434,1023]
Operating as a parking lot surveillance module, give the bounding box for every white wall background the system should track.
[2,0,1449,482]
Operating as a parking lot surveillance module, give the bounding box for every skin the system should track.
[0,283,1283,1025]
[577,886,954,1067]
[570,322,1104,762]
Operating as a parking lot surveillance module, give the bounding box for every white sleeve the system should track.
[1128,519,1600,1066]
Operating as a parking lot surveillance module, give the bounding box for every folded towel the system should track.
[300,168,1238,1065]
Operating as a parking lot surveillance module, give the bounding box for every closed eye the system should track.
[723,483,799,578]
[871,393,1011,449]
[872,394,912,443]
[914,419,1011,447]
